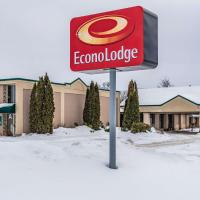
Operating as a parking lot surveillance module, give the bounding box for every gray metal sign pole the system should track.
[109,68,117,169]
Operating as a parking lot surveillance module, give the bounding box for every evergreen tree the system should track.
[122,80,140,131]
[122,91,135,130]
[83,81,101,130]
[132,82,140,123]
[128,80,135,95]
[43,73,55,133]
[29,83,38,133]
[83,88,90,125]
[134,81,138,93]
[123,80,135,115]
[36,76,45,134]
[92,83,100,130]
[88,81,95,126]
[29,74,55,134]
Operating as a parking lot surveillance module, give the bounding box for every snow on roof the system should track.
[121,85,200,106]
[0,103,15,108]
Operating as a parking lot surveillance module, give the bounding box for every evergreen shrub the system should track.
[131,122,151,133]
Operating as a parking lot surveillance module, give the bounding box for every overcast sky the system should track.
[0,0,200,90]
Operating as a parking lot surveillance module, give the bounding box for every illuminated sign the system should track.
[70,6,158,73]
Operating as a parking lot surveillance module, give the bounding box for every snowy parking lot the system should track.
[0,126,200,200]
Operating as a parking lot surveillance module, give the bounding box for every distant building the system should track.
[0,78,120,136]
[121,86,200,131]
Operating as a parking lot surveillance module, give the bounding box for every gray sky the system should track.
[0,0,200,90]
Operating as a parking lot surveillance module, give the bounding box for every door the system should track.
[7,114,15,136]
[168,114,174,130]
[160,114,164,129]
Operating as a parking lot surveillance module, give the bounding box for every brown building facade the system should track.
[140,95,200,131]
[0,78,120,136]
[121,86,200,131]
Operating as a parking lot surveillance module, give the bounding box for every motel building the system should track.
[121,86,200,131]
[0,78,120,136]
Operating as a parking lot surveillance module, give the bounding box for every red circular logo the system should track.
[77,15,134,45]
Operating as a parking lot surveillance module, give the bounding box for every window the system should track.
[140,113,143,122]
[160,114,164,129]
[150,114,155,126]
[0,115,2,126]
[8,85,16,103]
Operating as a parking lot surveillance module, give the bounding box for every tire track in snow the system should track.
[135,138,196,148]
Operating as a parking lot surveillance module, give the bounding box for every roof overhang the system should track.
[0,103,15,113]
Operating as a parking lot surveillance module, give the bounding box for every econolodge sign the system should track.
[70,6,158,73]
[70,6,158,169]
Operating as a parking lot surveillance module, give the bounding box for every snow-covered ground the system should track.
[0,126,200,200]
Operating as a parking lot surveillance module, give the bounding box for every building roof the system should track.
[0,77,119,92]
[121,86,200,107]
[0,77,85,86]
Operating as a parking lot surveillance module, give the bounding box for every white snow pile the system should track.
[181,127,200,133]
[0,103,15,108]
[0,126,200,200]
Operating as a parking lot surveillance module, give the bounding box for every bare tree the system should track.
[120,91,127,103]
[100,82,110,90]
[158,78,173,88]
[100,82,127,103]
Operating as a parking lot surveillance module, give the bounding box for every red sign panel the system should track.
[70,6,158,73]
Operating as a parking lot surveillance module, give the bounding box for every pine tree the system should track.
[83,88,90,125]
[29,74,55,134]
[88,81,95,126]
[123,80,135,115]
[36,77,45,134]
[92,83,100,130]
[122,91,135,130]
[134,81,138,94]
[29,83,38,133]
[43,73,55,133]
[83,81,100,130]
[122,80,135,130]
[132,82,140,123]
[122,80,140,131]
